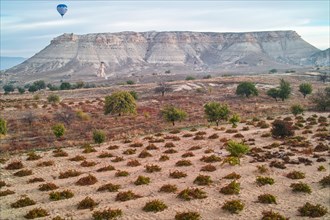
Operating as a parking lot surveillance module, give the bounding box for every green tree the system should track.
[226,140,250,157]
[129,91,138,100]
[60,82,72,90]
[126,80,135,85]
[291,104,304,116]
[93,130,106,145]
[17,87,25,94]
[28,85,38,93]
[204,102,230,126]
[33,80,46,90]
[104,91,136,116]
[229,114,240,128]
[0,118,7,136]
[278,79,291,101]
[269,69,277,74]
[185,76,195,81]
[3,84,15,94]
[52,123,66,139]
[47,94,60,104]
[161,105,187,126]
[311,87,330,111]
[267,88,280,101]
[299,83,312,98]
[236,82,258,98]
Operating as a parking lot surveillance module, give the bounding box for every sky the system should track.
[1,0,329,58]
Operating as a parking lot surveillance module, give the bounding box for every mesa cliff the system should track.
[5,31,321,82]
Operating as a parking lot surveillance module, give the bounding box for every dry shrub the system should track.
[37,160,54,167]
[76,174,98,186]
[11,196,36,208]
[127,159,141,167]
[38,183,58,191]
[77,196,98,209]
[97,183,121,192]
[200,164,216,172]
[69,155,86,161]
[177,188,207,200]
[159,184,177,193]
[170,170,187,179]
[6,161,23,170]
[14,169,32,177]
[145,164,161,173]
[24,208,49,219]
[115,191,141,201]
[97,165,115,172]
[59,170,82,179]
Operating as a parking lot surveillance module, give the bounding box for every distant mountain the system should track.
[307,48,330,66]
[4,31,321,82]
[0,57,26,70]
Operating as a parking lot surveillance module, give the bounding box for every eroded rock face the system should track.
[6,31,320,81]
[307,48,330,66]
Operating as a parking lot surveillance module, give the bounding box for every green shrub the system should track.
[286,171,305,179]
[24,208,49,219]
[159,184,177,193]
[77,196,98,209]
[115,190,141,201]
[170,170,187,179]
[93,130,106,144]
[49,190,74,200]
[92,208,122,220]
[143,200,168,212]
[11,196,36,208]
[319,175,330,187]
[38,183,58,191]
[236,82,258,98]
[291,104,304,116]
[256,176,275,186]
[222,200,244,214]
[76,110,90,121]
[177,188,207,200]
[220,181,240,195]
[290,182,312,194]
[257,194,277,204]
[97,183,120,192]
[193,175,212,186]
[115,170,129,177]
[161,105,187,126]
[298,202,328,217]
[221,156,240,166]
[175,212,201,220]
[318,165,326,172]
[261,210,288,220]
[226,140,250,157]
[52,123,66,139]
[59,170,82,179]
[134,176,150,185]
[223,172,241,179]
[145,164,161,173]
[47,94,60,104]
[104,91,136,116]
[229,114,240,127]
[76,174,98,185]
[14,169,33,177]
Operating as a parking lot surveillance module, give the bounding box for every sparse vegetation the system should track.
[11,196,36,208]
[177,188,207,200]
[290,182,311,193]
[77,196,98,209]
[256,176,275,186]
[134,175,150,185]
[286,171,305,179]
[159,184,178,193]
[143,200,168,212]
[97,183,120,192]
[298,202,328,217]
[261,210,288,220]
[220,180,240,195]
[49,190,74,200]
[222,200,244,214]
[24,208,49,219]
[257,194,277,204]
[92,208,122,220]
[115,190,141,201]
[193,174,212,186]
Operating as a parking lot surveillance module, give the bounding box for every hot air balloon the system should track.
[57,4,68,18]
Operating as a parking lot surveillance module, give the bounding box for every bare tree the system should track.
[154,82,173,96]
[319,72,329,83]
[22,112,36,126]
[55,109,76,126]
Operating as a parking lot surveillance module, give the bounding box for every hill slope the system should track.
[5,31,320,82]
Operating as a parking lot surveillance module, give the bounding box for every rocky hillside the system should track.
[4,31,320,82]
[307,48,330,66]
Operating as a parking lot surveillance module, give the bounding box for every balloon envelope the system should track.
[57,4,68,17]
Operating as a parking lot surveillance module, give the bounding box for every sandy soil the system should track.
[0,112,329,220]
